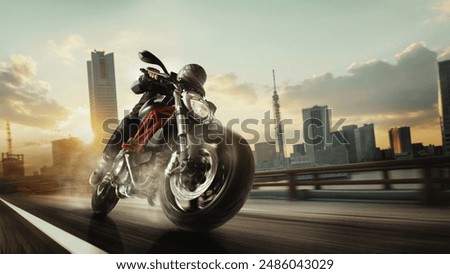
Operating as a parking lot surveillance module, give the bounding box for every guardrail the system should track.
[252,156,450,205]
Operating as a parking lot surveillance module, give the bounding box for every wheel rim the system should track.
[96,183,106,196]
[169,143,218,201]
[168,142,232,212]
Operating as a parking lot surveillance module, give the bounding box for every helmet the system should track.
[177,64,207,95]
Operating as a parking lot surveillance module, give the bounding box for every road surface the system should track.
[0,194,449,253]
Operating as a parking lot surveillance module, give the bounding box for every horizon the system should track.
[1,0,450,173]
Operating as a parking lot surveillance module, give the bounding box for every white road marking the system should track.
[0,198,108,254]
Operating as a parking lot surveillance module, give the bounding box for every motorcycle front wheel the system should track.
[160,124,254,231]
[91,180,119,216]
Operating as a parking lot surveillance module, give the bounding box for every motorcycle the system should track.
[90,50,255,231]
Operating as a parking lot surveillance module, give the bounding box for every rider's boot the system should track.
[89,115,140,187]
[89,136,123,187]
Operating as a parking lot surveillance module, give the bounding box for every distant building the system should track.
[300,105,354,166]
[292,143,306,155]
[389,126,412,158]
[290,143,314,168]
[438,59,450,155]
[342,125,358,163]
[355,123,377,162]
[434,145,444,156]
[254,142,277,170]
[315,145,349,166]
[412,143,438,158]
[87,50,118,143]
[333,123,377,163]
[331,131,347,147]
[289,153,314,168]
[1,153,25,178]
[302,105,332,162]
[380,148,395,160]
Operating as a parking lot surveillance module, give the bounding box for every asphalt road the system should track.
[1,194,449,254]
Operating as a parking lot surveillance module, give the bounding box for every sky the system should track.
[1,0,450,173]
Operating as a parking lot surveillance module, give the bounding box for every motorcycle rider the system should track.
[89,63,207,187]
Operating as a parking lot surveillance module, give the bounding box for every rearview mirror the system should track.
[138,50,168,74]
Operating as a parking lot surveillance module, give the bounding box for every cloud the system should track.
[48,34,86,65]
[0,54,69,128]
[281,42,440,134]
[438,46,450,61]
[424,0,450,24]
[205,73,258,104]
[0,54,37,86]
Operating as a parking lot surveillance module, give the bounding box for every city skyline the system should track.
[0,1,450,173]
[0,103,442,175]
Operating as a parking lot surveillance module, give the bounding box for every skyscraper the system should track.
[354,123,377,162]
[389,126,412,158]
[438,59,450,155]
[342,125,358,163]
[302,105,331,162]
[87,50,118,142]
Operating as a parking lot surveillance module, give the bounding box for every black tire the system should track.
[91,182,119,216]
[160,124,254,231]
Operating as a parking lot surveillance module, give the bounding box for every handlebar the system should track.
[140,67,182,93]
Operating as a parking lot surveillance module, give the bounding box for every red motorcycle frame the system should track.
[121,105,175,153]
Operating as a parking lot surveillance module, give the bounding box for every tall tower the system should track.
[6,121,12,154]
[438,59,450,155]
[87,50,118,143]
[2,121,25,178]
[272,70,286,167]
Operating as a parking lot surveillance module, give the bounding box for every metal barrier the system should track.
[252,156,450,205]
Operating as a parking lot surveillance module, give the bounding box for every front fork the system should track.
[166,89,197,182]
[173,89,189,163]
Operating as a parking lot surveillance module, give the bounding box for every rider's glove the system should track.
[138,67,160,91]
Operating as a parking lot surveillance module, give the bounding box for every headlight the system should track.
[182,91,212,120]
[190,99,210,119]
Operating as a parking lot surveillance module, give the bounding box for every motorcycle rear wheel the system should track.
[160,124,254,231]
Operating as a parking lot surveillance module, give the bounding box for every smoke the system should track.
[0,54,69,128]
